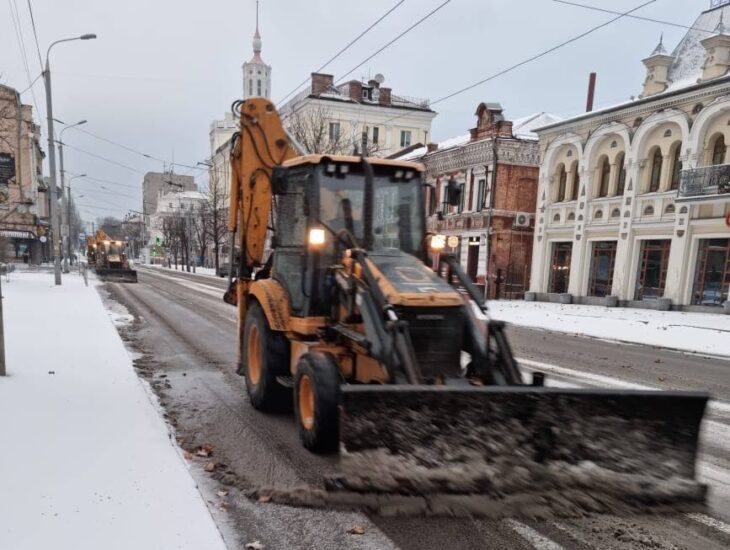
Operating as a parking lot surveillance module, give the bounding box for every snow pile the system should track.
[487,300,730,358]
[0,271,226,550]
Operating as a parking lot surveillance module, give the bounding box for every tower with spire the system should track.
[243,0,272,99]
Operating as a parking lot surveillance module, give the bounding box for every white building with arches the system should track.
[529,2,730,312]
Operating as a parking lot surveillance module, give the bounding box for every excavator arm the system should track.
[224,98,297,306]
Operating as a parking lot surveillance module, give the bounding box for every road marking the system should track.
[518,357,730,418]
[504,520,565,550]
[685,513,730,536]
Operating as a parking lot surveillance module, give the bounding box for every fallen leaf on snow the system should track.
[216,490,229,498]
[204,462,216,472]
[349,526,365,535]
[245,541,264,550]
[196,444,214,457]
[258,494,271,503]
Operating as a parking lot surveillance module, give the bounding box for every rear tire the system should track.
[294,352,341,454]
[242,301,291,411]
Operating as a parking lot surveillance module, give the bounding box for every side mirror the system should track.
[447,178,462,207]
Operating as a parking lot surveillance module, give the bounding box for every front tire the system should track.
[294,352,341,453]
[242,301,291,411]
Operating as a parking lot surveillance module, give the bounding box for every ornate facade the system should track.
[530,3,730,311]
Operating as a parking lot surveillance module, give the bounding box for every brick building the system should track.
[396,103,560,299]
[0,84,48,263]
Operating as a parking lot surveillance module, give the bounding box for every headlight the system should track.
[430,234,446,251]
[308,228,326,248]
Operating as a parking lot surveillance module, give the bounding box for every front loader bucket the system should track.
[329,385,708,516]
[96,268,138,283]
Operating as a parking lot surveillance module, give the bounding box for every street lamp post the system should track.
[56,119,87,273]
[43,33,97,285]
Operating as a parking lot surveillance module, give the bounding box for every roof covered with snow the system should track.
[666,4,729,92]
[512,112,564,140]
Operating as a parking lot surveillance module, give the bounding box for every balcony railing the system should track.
[678,164,730,202]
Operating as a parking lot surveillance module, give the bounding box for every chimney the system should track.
[427,143,438,153]
[311,73,334,96]
[379,87,392,106]
[348,80,363,101]
[586,72,597,112]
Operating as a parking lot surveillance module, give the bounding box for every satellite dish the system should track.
[374,73,385,84]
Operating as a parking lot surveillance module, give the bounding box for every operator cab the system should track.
[270,155,431,317]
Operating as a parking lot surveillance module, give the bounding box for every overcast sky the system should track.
[1,0,708,224]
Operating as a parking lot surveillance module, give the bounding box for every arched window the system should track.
[670,143,682,190]
[568,212,575,221]
[571,163,580,201]
[643,205,655,216]
[598,157,610,197]
[712,135,726,166]
[616,153,627,196]
[556,165,567,202]
[553,213,561,222]
[611,208,621,218]
[649,148,662,192]
[595,209,604,219]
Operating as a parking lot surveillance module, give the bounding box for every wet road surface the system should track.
[102,265,730,549]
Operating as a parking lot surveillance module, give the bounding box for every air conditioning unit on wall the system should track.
[513,212,531,228]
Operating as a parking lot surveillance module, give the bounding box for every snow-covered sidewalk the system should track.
[488,300,730,358]
[0,270,227,550]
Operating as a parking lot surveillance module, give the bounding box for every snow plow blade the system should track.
[329,385,708,515]
[96,268,138,283]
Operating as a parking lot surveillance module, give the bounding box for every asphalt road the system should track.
[102,265,730,550]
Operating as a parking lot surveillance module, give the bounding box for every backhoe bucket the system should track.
[96,268,138,283]
[330,386,708,516]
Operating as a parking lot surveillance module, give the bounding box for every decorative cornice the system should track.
[424,139,539,177]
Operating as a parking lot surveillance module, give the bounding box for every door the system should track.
[466,237,480,282]
[635,239,671,300]
[589,241,617,297]
[692,238,730,305]
[548,242,572,294]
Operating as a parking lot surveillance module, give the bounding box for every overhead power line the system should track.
[65,125,165,163]
[552,0,715,34]
[25,0,44,70]
[335,0,452,85]
[276,0,408,106]
[60,142,146,174]
[8,0,41,115]
[381,0,656,128]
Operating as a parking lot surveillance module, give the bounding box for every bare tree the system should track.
[205,163,229,273]
[285,104,350,155]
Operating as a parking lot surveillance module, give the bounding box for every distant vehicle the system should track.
[217,262,238,278]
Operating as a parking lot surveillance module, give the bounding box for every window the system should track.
[598,157,610,197]
[372,126,379,145]
[248,80,253,96]
[670,143,682,190]
[692,238,730,305]
[549,242,572,294]
[477,179,486,210]
[616,154,627,195]
[635,239,671,300]
[400,130,412,148]
[428,185,437,216]
[257,79,262,96]
[571,164,580,201]
[589,241,617,297]
[329,122,341,141]
[712,135,727,165]
[649,148,662,192]
[457,182,465,213]
[594,209,603,219]
[362,89,369,99]
[557,165,567,202]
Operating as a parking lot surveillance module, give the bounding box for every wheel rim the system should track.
[247,325,261,385]
[299,374,315,430]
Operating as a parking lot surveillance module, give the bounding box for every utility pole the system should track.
[56,119,87,273]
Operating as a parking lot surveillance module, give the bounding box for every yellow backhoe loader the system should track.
[223,98,708,515]
[92,229,137,283]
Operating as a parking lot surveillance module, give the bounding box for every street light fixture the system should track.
[57,120,87,273]
[43,33,97,285]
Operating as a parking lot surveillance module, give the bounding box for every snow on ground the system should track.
[488,300,730,358]
[0,269,227,550]
[143,263,221,279]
